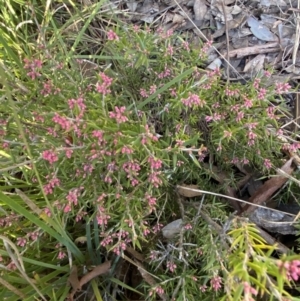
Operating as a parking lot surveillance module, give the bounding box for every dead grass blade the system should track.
[0,277,26,299]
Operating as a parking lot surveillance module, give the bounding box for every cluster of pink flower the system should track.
[41,79,61,96]
[95,72,113,95]
[205,112,223,123]
[199,40,213,59]
[141,124,159,144]
[149,285,165,297]
[145,193,157,212]
[109,106,128,124]
[157,27,173,39]
[277,259,300,281]
[68,97,86,119]
[266,106,276,119]
[23,58,42,80]
[231,157,250,165]
[64,187,83,213]
[148,171,163,188]
[210,275,222,291]
[42,149,58,165]
[275,82,291,94]
[123,160,141,186]
[165,44,174,56]
[225,86,239,97]
[243,97,253,108]
[148,156,163,170]
[243,281,258,300]
[253,78,261,89]
[100,230,131,255]
[52,113,71,131]
[96,205,111,226]
[157,68,171,80]
[263,158,272,169]
[107,30,119,41]
[92,130,106,147]
[166,261,177,273]
[257,88,267,100]
[282,142,300,153]
[56,243,66,260]
[152,223,164,234]
[181,93,206,108]
[43,174,60,195]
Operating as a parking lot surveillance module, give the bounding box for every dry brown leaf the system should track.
[68,261,111,301]
[243,158,294,214]
[79,261,111,288]
[177,184,202,197]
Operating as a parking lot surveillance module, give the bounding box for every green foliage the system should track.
[1,1,300,300]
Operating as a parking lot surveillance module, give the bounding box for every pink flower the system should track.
[43,176,60,195]
[148,156,163,170]
[148,171,162,188]
[253,78,261,89]
[167,261,177,272]
[266,106,275,119]
[258,88,267,100]
[275,82,291,94]
[264,158,272,169]
[149,85,157,94]
[96,207,111,226]
[182,93,206,107]
[210,275,222,291]
[184,223,192,230]
[23,58,42,80]
[264,70,272,77]
[57,251,66,260]
[236,111,244,122]
[63,204,72,213]
[109,106,128,124]
[95,73,113,95]
[65,148,73,159]
[44,207,52,217]
[17,237,27,247]
[28,231,39,241]
[140,88,148,98]
[243,282,258,296]
[42,149,58,164]
[243,97,253,108]
[107,30,119,41]
[52,113,71,130]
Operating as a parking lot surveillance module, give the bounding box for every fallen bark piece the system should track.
[243,158,294,214]
[224,42,279,58]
